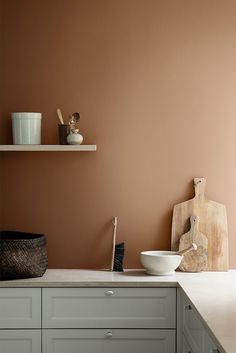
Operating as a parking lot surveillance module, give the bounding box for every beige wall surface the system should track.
[1,0,236,269]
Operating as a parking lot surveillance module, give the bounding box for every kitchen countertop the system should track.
[0,269,179,287]
[178,271,236,353]
[1,269,236,353]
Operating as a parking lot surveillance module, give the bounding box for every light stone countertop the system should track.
[177,271,236,353]
[0,269,179,287]
[1,269,236,353]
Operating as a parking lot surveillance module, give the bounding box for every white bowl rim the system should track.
[140,250,182,257]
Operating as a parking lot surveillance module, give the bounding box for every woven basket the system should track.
[0,231,48,280]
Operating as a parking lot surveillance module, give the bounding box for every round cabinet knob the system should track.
[104,331,113,339]
[184,304,192,310]
[105,290,114,296]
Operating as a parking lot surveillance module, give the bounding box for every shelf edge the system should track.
[0,145,97,152]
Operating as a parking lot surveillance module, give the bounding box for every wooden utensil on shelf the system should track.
[171,178,228,271]
[57,108,64,124]
[178,215,208,272]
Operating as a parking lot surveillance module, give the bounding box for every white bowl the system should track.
[140,251,183,275]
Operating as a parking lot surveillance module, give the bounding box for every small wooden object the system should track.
[111,217,117,271]
[178,215,208,272]
[110,217,125,272]
[171,178,228,271]
[177,242,197,256]
[57,108,64,124]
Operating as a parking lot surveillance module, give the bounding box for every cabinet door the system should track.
[0,288,41,328]
[42,329,175,353]
[178,289,221,353]
[204,331,220,353]
[181,332,196,353]
[0,330,41,353]
[42,287,176,328]
[180,291,204,353]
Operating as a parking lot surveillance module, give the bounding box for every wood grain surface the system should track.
[171,178,228,271]
[178,214,208,272]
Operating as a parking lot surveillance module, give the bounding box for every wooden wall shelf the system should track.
[0,145,97,152]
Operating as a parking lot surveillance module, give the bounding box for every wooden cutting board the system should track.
[171,178,228,271]
[178,214,208,272]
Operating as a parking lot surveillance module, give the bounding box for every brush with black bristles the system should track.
[111,217,125,272]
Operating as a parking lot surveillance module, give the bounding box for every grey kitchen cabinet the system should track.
[0,287,176,353]
[0,288,41,328]
[0,330,41,353]
[177,288,221,353]
[42,287,176,353]
[0,286,222,353]
[42,329,175,353]
[181,332,193,353]
[42,287,176,328]
[0,288,41,353]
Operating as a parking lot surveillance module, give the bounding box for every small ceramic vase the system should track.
[67,129,83,145]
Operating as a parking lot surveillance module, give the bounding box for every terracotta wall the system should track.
[1,0,236,269]
[0,0,3,227]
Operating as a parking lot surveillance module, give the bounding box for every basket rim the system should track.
[0,231,45,241]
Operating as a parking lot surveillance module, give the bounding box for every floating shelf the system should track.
[0,145,97,152]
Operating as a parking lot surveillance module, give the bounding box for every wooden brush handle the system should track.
[111,217,117,271]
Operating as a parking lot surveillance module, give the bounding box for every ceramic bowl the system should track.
[140,250,183,275]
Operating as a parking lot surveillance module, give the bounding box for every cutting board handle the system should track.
[194,177,206,199]
[190,214,200,234]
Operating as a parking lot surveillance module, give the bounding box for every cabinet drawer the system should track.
[181,292,204,353]
[42,329,175,353]
[42,288,176,328]
[0,329,41,353]
[0,288,41,328]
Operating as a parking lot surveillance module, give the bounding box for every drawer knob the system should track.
[104,331,113,339]
[105,290,114,296]
[184,304,192,310]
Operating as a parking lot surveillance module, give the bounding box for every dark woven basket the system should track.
[0,231,48,280]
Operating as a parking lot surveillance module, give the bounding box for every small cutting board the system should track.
[171,178,228,271]
[178,215,208,272]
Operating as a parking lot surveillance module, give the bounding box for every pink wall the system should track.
[1,0,236,269]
